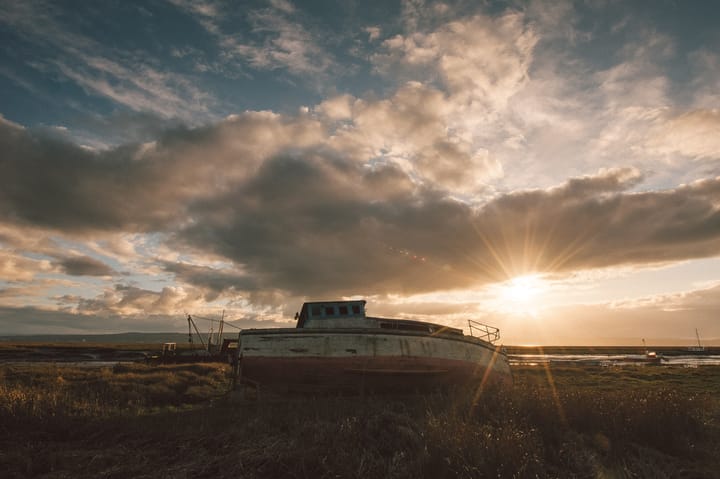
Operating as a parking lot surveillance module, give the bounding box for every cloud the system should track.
[647,109,720,160]
[84,234,142,264]
[54,59,211,121]
[68,284,207,316]
[269,0,296,15]
[2,3,720,327]
[0,250,53,282]
[549,282,720,345]
[171,0,336,78]
[0,111,324,233]
[177,157,720,297]
[353,13,542,190]
[316,94,354,120]
[689,50,720,108]
[175,156,446,296]
[366,7,710,195]
[55,255,114,277]
[469,170,720,276]
[0,1,214,122]
[162,261,257,294]
[3,108,720,303]
[375,12,537,108]
[229,10,334,75]
[365,26,381,42]
[57,279,295,326]
[0,303,292,335]
[166,0,220,20]
[320,82,503,191]
[644,281,720,312]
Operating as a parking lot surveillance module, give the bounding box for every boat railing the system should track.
[468,320,500,344]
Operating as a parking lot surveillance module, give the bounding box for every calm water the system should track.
[509,354,720,367]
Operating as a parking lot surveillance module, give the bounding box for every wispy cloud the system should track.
[0,250,53,282]
[169,0,337,77]
[689,49,720,108]
[0,0,215,121]
[646,109,720,160]
[230,9,333,75]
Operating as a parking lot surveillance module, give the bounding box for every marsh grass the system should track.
[1,363,718,478]
[0,342,160,350]
[0,362,228,421]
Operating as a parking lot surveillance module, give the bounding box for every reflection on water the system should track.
[509,354,720,367]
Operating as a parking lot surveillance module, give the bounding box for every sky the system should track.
[1,0,719,345]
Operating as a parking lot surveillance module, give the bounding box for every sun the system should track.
[496,274,546,314]
[502,275,542,302]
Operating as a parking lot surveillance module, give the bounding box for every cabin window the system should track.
[311,306,321,316]
[338,306,348,315]
[352,305,360,314]
[324,306,335,316]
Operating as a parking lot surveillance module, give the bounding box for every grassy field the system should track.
[1,362,719,478]
[0,341,213,363]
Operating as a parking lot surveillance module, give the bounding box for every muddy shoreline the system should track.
[0,344,157,363]
[2,342,718,365]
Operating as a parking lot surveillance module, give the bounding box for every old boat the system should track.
[237,300,512,393]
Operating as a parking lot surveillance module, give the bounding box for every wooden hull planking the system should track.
[238,329,512,392]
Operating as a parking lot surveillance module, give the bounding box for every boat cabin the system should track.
[295,300,464,336]
[296,300,375,329]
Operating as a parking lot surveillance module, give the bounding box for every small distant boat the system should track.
[642,338,664,364]
[615,339,665,364]
[237,300,512,393]
[146,313,238,364]
[687,328,706,354]
[644,350,662,363]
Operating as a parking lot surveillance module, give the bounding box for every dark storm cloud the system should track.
[473,172,720,275]
[56,255,114,276]
[0,112,322,233]
[162,262,258,293]
[0,120,180,231]
[175,155,463,296]
[177,161,720,296]
[2,116,720,299]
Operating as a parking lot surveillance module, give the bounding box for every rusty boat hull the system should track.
[238,327,512,393]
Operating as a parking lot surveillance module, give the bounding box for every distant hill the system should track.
[0,332,208,344]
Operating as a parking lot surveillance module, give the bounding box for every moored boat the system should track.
[639,338,664,364]
[237,300,512,393]
[687,328,706,354]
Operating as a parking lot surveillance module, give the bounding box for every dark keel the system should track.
[240,356,511,393]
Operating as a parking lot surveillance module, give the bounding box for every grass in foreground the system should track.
[1,363,718,478]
